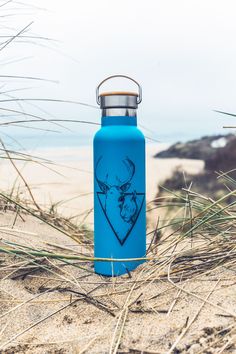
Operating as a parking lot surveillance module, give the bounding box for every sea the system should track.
[1,130,219,153]
[1,114,228,155]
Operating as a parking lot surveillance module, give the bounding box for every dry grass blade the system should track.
[109,282,136,354]
[0,138,41,210]
[167,257,236,318]
[0,286,59,320]
[0,299,79,350]
[0,192,76,239]
[0,21,33,52]
[0,97,98,109]
[167,281,220,354]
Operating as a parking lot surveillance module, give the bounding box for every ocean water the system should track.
[2,133,94,151]
[2,120,224,153]
[2,130,210,152]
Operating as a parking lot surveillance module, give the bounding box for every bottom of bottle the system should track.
[94,259,146,277]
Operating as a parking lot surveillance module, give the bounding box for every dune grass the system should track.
[1,177,236,352]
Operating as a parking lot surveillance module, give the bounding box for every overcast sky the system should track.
[1,0,236,143]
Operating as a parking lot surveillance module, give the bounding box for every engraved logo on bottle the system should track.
[95,156,145,245]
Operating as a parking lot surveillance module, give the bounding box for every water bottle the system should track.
[93,75,146,276]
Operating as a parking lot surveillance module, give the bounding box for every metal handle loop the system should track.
[96,75,142,105]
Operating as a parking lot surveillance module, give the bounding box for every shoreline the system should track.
[0,143,204,227]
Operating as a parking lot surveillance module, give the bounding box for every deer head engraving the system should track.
[95,156,135,192]
[95,156,135,216]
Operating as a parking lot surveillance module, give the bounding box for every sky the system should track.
[1,0,236,145]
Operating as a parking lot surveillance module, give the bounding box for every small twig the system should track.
[167,258,236,318]
[147,217,160,255]
[0,299,79,350]
[167,280,219,354]
[167,273,184,316]
[51,287,115,317]
[0,138,41,211]
[217,334,236,354]
[0,285,59,320]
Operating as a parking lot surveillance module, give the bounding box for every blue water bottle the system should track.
[93,75,146,276]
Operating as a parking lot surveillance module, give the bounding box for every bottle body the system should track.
[93,116,146,276]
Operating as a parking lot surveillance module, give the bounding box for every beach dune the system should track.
[0,144,204,228]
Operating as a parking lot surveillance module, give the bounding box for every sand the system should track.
[0,143,204,230]
[0,144,235,353]
[0,210,235,353]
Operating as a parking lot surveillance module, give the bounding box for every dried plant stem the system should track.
[167,260,236,318]
[167,280,219,354]
[0,245,153,262]
[0,138,41,211]
[0,299,78,350]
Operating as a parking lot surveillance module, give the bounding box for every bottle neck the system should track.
[101,108,136,117]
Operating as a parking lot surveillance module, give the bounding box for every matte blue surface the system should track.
[93,115,146,276]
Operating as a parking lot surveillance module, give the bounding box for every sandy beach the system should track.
[0,191,235,353]
[1,144,236,354]
[0,143,204,229]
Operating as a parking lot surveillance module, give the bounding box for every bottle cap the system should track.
[96,75,142,109]
[99,91,138,109]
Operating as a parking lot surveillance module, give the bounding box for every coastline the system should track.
[0,143,204,227]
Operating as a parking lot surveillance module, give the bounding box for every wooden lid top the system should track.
[99,91,138,97]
